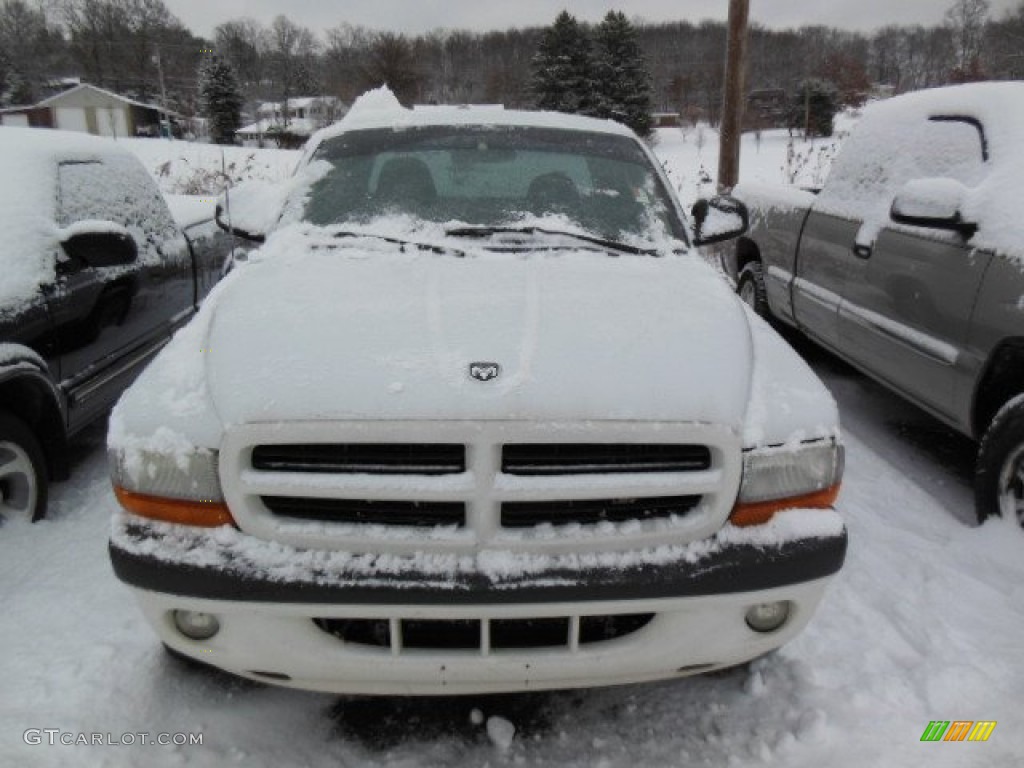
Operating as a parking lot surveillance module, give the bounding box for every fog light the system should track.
[172,610,220,640]
[745,601,790,633]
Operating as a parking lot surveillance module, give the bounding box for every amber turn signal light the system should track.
[114,486,235,527]
[729,484,841,527]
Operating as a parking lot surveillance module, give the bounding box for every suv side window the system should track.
[58,156,178,255]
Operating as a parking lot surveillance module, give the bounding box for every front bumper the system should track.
[110,512,846,695]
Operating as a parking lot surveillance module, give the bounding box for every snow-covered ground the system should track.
[655,113,858,208]
[1,120,1022,767]
[120,137,299,197]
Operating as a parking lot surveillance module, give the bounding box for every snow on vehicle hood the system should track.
[202,230,753,426]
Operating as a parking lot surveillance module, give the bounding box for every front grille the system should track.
[313,613,654,652]
[502,444,711,475]
[501,495,702,528]
[225,422,736,553]
[252,443,465,475]
[260,497,466,526]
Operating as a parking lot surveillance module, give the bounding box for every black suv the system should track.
[0,127,231,522]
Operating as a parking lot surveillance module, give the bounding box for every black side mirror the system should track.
[890,178,977,239]
[691,195,749,246]
[60,222,138,268]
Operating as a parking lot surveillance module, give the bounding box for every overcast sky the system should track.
[162,0,1020,38]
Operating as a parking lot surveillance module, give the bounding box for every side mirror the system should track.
[691,195,749,246]
[890,178,977,238]
[215,180,286,243]
[59,220,138,268]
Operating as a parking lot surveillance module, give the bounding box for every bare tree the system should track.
[984,1,1024,78]
[61,0,200,108]
[0,0,65,103]
[360,32,421,105]
[268,14,319,117]
[214,18,269,91]
[324,23,371,101]
[945,0,990,71]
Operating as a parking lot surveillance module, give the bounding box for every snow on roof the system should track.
[305,86,635,154]
[258,97,341,113]
[816,81,1024,262]
[35,83,180,117]
[289,96,340,108]
[0,127,135,312]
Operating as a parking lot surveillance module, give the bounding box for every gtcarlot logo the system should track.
[23,729,203,747]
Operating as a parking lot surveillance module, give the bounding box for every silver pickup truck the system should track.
[727,82,1024,526]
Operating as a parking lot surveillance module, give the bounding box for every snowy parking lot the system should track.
[2,336,1021,767]
[1,126,1022,767]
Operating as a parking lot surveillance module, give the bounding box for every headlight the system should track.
[730,440,843,526]
[110,446,234,527]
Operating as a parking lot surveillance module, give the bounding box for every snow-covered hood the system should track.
[203,235,753,427]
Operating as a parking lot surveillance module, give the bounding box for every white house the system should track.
[238,96,346,147]
[0,83,178,137]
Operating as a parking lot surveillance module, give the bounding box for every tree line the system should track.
[2,0,1022,125]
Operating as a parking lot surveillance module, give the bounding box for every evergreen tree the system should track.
[531,11,597,115]
[593,11,653,137]
[0,47,32,107]
[198,52,243,145]
[787,79,838,138]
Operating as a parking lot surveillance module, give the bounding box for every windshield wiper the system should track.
[330,229,466,257]
[444,225,657,256]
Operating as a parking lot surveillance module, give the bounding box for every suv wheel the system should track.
[738,262,768,318]
[975,395,1024,526]
[0,411,47,523]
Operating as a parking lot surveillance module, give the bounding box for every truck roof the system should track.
[305,86,637,158]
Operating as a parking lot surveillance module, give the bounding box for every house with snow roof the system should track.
[0,82,180,138]
[237,96,346,148]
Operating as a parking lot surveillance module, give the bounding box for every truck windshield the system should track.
[301,125,686,247]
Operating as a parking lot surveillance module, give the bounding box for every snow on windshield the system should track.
[280,124,685,248]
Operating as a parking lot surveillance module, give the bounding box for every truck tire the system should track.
[737,262,769,319]
[0,410,48,523]
[975,394,1024,526]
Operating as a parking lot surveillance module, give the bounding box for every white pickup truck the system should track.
[728,83,1024,525]
[107,90,846,695]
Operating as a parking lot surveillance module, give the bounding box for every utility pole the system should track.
[153,45,170,139]
[717,0,750,193]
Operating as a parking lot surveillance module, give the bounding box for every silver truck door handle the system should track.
[852,243,872,259]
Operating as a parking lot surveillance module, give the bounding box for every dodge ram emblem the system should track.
[469,362,501,381]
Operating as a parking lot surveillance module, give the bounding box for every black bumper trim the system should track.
[109,529,847,605]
